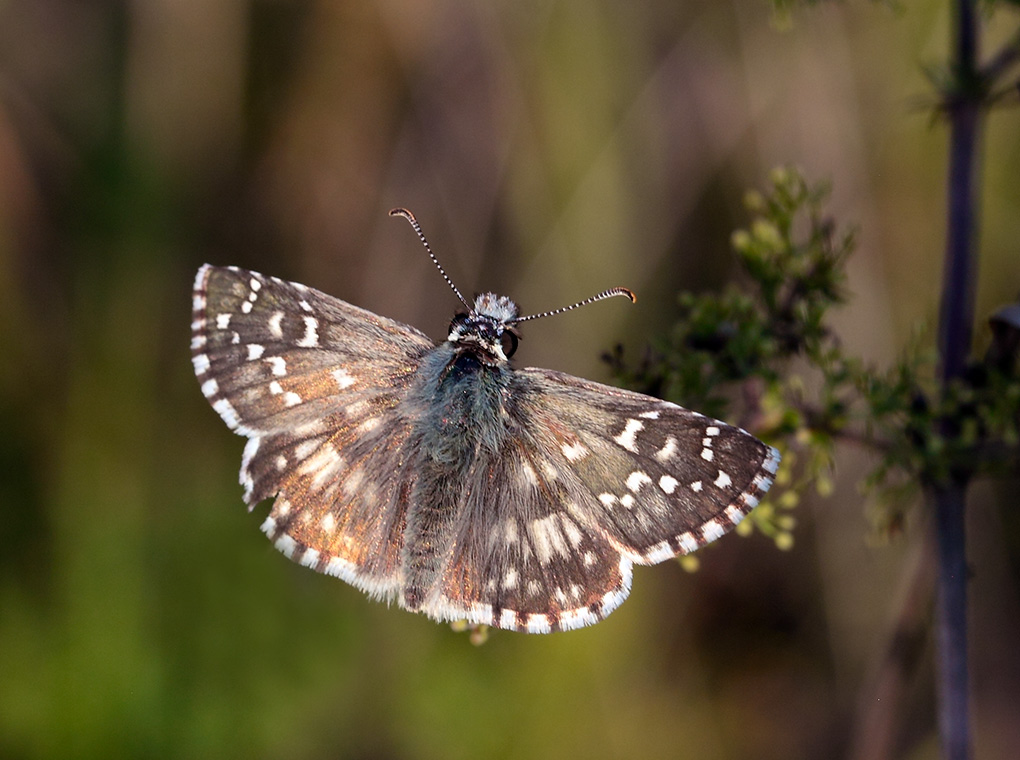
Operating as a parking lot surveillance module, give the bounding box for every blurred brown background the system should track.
[1,1,1018,758]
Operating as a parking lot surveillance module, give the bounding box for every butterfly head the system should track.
[448,293,521,364]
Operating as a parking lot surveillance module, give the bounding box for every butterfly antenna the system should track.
[514,286,636,324]
[389,208,470,309]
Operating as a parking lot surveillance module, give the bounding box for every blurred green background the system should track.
[1,1,1018,758]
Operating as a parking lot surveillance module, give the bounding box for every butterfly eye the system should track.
[500,330,519,358]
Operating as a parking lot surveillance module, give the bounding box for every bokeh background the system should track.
[1,1,1018,758]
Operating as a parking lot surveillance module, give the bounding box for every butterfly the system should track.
[191,209,780,633]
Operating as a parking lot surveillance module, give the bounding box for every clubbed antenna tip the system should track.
[514,287,636,324]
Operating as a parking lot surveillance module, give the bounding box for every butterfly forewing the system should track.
[191,265,432,437]
[523,369,780,564]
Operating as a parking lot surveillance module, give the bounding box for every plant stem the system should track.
[933,484,970,760]
[933,1,982,758]
[938,2,980,379]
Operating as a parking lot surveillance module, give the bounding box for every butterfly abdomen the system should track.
[400,343,517,610]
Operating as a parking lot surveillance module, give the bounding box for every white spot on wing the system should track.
[659,475,679,494]
[265,357,287,376]
[296,316,319,347]
[626,471,652,492]
[677,532,699,553]
[356,418,380,435]
[539,460,558,481]
[691,480,703,492]
[502,568,518,589]
[525,614,552,634]
[216,313,231,330]
[201,378,219,397]
[193,265,210,291]
[259,515,277,537]
[714,470,732,489]
[614,419,644,453]
[300,446,343,489]
[246,343,265,360]
[268,311,284,338]
[561,441,588,461]
[293,439,320,460]
[213,398,255,435]
[701,448,714,462]
[273,533,298,559]
[332,368,355,389]
[740,492,761,511]
[561,518,584,548]
[530,515,569,565]
[298,548,321,568]
[701,519,726,543]
[725,505,745,525]
[499,609,518,630]
[598,556,633,618]
[192,353,210,375]
[559,606,598,631]
[241,301,253,314]
[503,519,519,544]
[654,436,677,462]
[520,461,538,487]
[644,540,674,563]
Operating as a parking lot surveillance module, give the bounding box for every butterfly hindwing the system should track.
[418,440,633,632]
[253,417,417,602]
